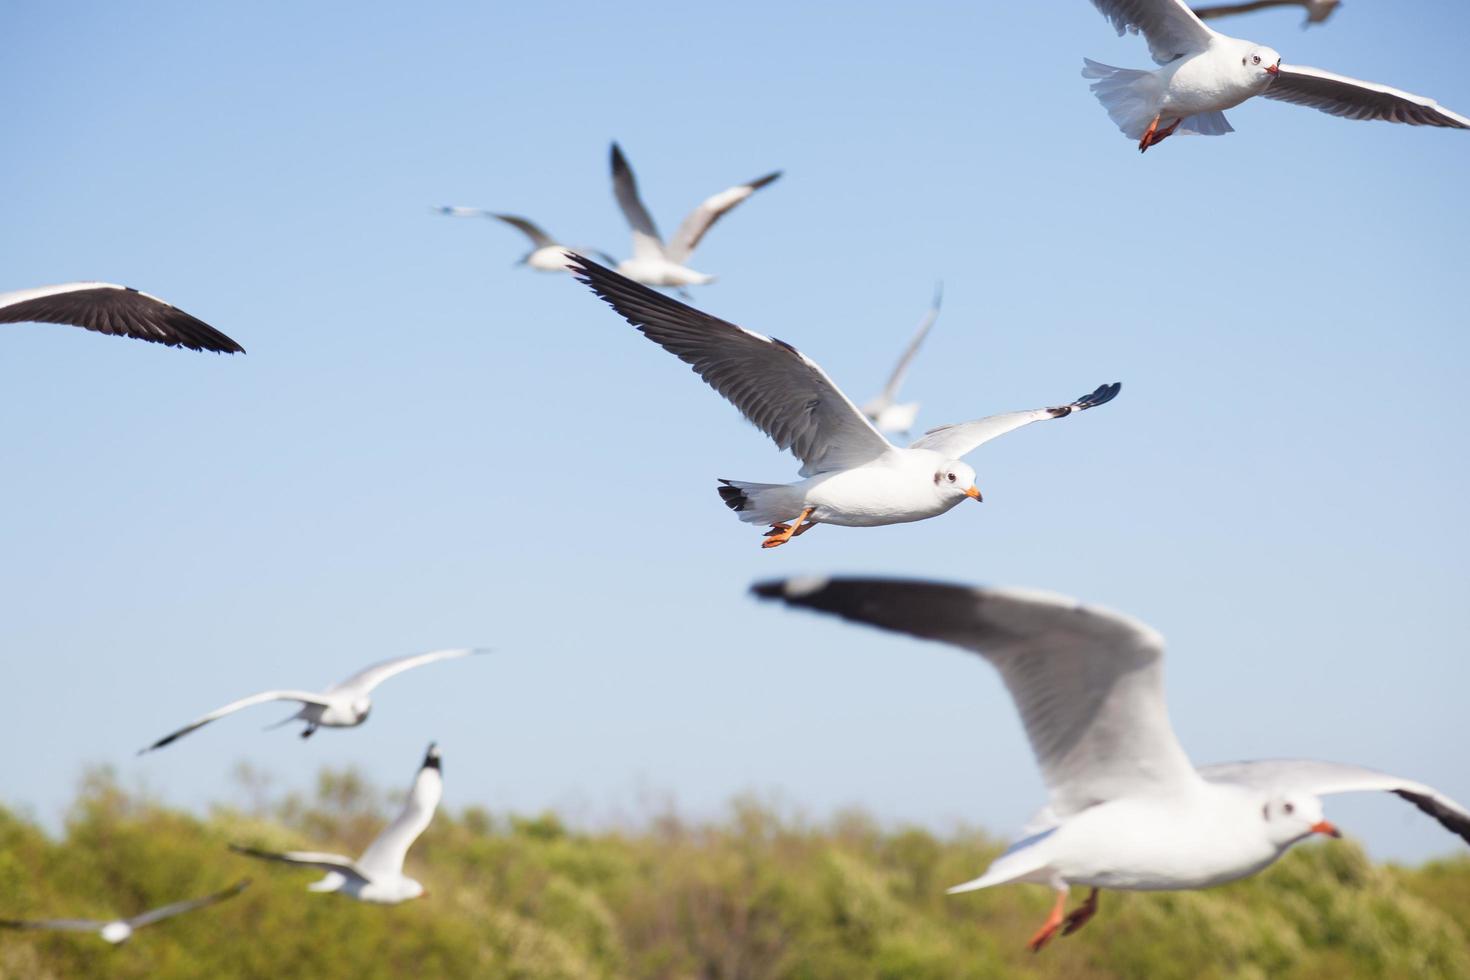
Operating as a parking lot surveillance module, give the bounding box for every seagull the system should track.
[753,576,1470,952]
[1083,0,1469,151]
[860,283,944,437]
[570,256,1118,549]
[432,207,615,272]
[231,743,442,904]
[139,648,483,753]
[0,879,249,945]
[609,142,781,289]
[0,283,243,353]
[1192,0,1340,28]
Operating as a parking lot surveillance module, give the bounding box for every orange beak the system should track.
[1311,820,1342,838]
[965,485,983,501]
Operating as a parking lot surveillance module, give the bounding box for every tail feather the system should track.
[715,479,799,526]
[1082,58,1161,140]
[1178,109,1234,136]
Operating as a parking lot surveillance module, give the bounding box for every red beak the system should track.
[1266,62,1280,75]
[1311,820,1342,838]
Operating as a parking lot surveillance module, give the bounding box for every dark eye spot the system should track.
[1262,804,1270,821]
[1284,802,1295,816]
[933,474,941,485]
[1252,55,1261,65]
[947,473,956,482]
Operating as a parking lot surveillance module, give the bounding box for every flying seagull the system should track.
[1083,0,1468,151]
[0,879,249,945]
[0,283,243,353]
[861,283,945,436]
[139,648,483,752]
[753,576,1470,952]
[231,743,442,904]
[571,256,1118,548]
[1192,0,1340,28]
[432,207,614,271]
[609,142,781,289]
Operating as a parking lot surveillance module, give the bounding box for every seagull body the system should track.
[1192,0,1340,28]
[571,256,1118,548]
[433,208,607,272]
[609,142,780,288]
[140,648,482,752]
[232,743,441,904]
[861,283,944,436]
[0,880,249,945]
[754,577,1470,951]
[1084,0,1469,151]
[0,282,243,353]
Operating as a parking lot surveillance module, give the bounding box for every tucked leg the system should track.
[761,508,814,549]
[1137,115,1161,153]
[1027,887,1069,953]
[791,518,818,537]
[1061,888,1099,936]
[1140,117,1181,152]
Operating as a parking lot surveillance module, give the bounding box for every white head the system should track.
[100,921,133,944]
[1242,45,1283,82]
[351,697,373,723]
[1259,793,1341,850]
[933,461,982,504]
[395,877,427,902]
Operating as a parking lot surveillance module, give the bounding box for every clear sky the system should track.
[2,2,1467,865]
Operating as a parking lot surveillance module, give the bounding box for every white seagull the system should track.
[753,576,1470,952]
[432,207,615,272]
[861,283,945,437]
[0,283,243,353]
[139,648,483,752]
[571,256,1118,549]
[1083,0,1469,151]
[0,879,250,945]
[1192,0,1340,29]
[232,743,442,904]
[609,142,781,289]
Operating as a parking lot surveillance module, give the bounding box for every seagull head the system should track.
[100,922,133,944]
[1260,794,1341,848]
[1245,46,1283,78]
[934,461,981,504]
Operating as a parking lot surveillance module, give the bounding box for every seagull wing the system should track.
[1265,65,1470,128]
[874,282,943,409]
[0,917,106,933]
[228,845,371,885]
[610,143,665,261]
[908,382,1119,460]
[126,879,250,929]
[571,255,893,476]
[1088,0,1219,65]
[753,578,1202,817]
[328,648,484,697]
[357,744,443,879]
[140,690,334,753]
[0,283,244,353]
[490,214,559,248]
[1191,0,1296,21]
[664,170,781,265]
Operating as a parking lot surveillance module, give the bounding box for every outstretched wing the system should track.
[571,254,893,476]
[610,143,664,261]
[1088,0,1218,65]
[229,845,370,885]
[753,578,1201,817]
[357,744,443,879]
[873,282,944,410]
[664,170,781,265]
[127,879,250,929]
[1199,760,1470,845]
[908,382,1119,460]
[140,690,333,753]
[0,917,105,933]
[1265,65,1470,128]
[0,283,244,353]
[328,648,484,697]
[1191,0,1297,21]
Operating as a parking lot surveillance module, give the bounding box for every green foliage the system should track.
[1,770,1466,979]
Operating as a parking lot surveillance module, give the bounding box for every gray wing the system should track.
[1192,0,1296,19]
[908,382,1119,460]
[753,578,1201,817]
[492,214,559,248]
[1265,65,1470,128]
[0,917,106,933]
[139,689,333,753]
[609,143,664,261]
[127,879,250,929]
[357,743,443,879]
[328,648,483,697]
[875,282,943,407]
[0,283,244,353]
[1089,0,1219,65]
[664,170,781,265]
[1200,760,1470,845]
[228,845,371,885]
[570,255,893,476]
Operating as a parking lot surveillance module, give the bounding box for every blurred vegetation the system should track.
[1,766,1467,979]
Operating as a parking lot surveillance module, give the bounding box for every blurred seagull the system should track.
[231,743,442,904]
[861,283,944,436]
[571,256,1118,549]
[432,207,615,271]
[0,283,243,353]
[139,648,483,752]
[1083,0,1469,151]
[1192,0,1340,28]
[609,142,781,289]
[0,879,249,945]
[754,577,1470,952]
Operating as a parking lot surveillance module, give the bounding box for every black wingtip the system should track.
[750,579,786,600]
[748,170,782,190]
[423,742,442,771]
[610,141,629,173]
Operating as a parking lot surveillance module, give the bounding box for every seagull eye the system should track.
[1252,55,1261,65]
[947,473,956,482]
[1283,802,1295,816]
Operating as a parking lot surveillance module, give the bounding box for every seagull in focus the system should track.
[0,879,249,945]
[609,142,780,289]
[571,256,1118,549]
[432,207,614,271]
[1192,0,1340,28]
[231,743,442,904]
[754,576,1470,952]
[0,283,243,353]
[861,283,944,436]
[139,648,484,752]
[1083,0,1468,151]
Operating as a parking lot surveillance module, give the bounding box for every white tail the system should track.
[1082,59,1161,140]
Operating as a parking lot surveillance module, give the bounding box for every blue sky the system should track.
[2,1,1467,865]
